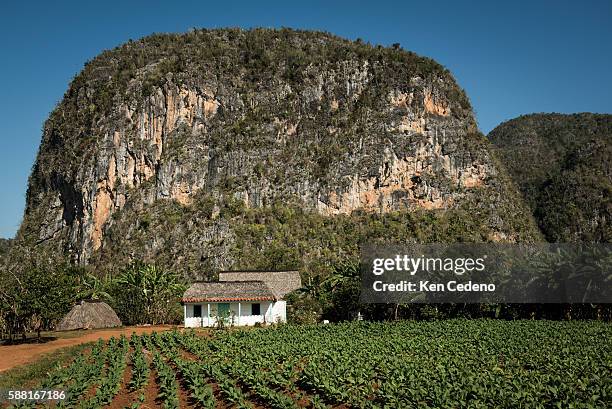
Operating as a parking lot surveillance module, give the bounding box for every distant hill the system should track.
[489,113,611,242]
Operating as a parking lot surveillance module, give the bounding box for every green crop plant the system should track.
[9,321,611,408]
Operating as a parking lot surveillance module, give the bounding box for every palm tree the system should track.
[321,261,360,292]
[115,263,185,324]
[76,273,113,302]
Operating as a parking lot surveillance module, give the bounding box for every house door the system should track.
[193,305,202,327]
[218,303,230,320]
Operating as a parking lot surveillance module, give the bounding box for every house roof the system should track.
[182,281,276,302]
[218,270,302,299]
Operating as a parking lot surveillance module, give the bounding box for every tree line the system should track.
[1,256,609,343]
[288,261,612,324]
[0,262,185,342]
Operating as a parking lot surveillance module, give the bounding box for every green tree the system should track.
[0,267,78,341]
[76,272,113,301]
[321,262,362,321]
[110,263,186,325]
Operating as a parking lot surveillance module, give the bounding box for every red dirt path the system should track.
[0,325,176,373]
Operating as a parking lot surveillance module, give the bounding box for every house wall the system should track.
[184,301,285,328]
[271,300,287,323]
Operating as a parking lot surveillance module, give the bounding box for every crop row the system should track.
[168,320,611,408]
[8,320,611,408]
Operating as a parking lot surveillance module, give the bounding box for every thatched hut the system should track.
[56,300,122,331]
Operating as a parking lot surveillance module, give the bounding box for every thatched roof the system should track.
[218,270,302,299]
[182,281,276,302]
[56,300,122,331]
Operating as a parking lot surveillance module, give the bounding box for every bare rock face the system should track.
[15,29,540,276]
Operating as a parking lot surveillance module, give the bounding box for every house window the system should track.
[193,305,202,318]
[251,303,261,315]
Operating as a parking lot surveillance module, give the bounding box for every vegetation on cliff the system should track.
[0,238,11,259]
[92,188,540,281]
[489,113,611,242]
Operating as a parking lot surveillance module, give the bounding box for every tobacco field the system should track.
[5,320,611,408]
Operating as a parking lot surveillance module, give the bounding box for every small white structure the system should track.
[182,270,301,327]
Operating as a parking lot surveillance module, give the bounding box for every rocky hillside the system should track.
[489,113,611,242]
[0,239,11,259]
[13,28,540,278]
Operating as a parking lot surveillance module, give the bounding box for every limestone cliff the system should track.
[14,28,540,277]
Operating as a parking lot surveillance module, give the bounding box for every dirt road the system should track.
[0,325,176,372]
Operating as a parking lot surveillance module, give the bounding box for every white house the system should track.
[182,270,301,327]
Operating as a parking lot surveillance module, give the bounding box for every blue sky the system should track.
[0,0,610,238]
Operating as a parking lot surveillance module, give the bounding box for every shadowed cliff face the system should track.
[15,28,540,276]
